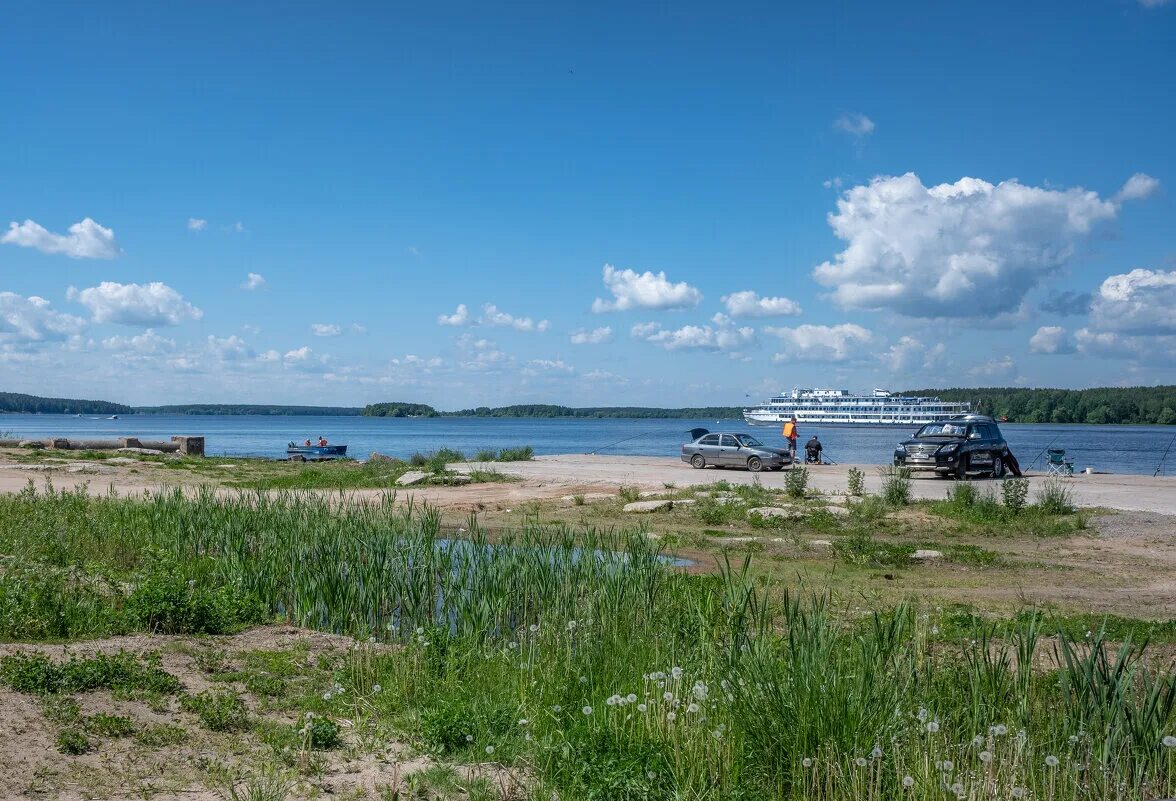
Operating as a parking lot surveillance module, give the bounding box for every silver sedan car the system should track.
[680,431,790,472]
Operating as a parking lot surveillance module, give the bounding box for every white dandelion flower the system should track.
[802,758,813,768]
[372,684,382,694]
[322,692,332,701]
[671,666,683,679]
[855,757,867,767]
[979,751,993,764]
[692,681,709,700]
[529,623,539,633]
[663,691,674,702]
[579,676,588,684]
[518,719,528,726]
[646,771,657,780]
[508,641,518,650]
[415,626,424,635]
[637,703,648,713]
[582,706,593,716]
[927,721,940,734]
[902,776,914,788]
[951,782,964,795]
[871,746,883,759]
[917,707,929,722]
[465,734,474,742]
[942,760,953,771]
[1068,734,1079,745]
[666,711,677,722]
[1011,788,1025,799]
[627,693,637,703]
[972,735,985,747]
[994,724,1008,736]
[485,745,495,755]
[1163,735,1176,748]
[552,705,562,713]
[1045,755,1060,767]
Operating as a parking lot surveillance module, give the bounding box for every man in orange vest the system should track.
[782,416,798,463]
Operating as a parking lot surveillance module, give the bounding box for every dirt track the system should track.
[2,454,1174,514]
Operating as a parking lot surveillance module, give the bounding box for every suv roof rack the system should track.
[948,413,996,422]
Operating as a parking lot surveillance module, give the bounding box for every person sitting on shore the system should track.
[805,435,823,464]
[317,436,328,447]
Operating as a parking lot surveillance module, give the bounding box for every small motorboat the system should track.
[108,415,119,420]
[286,443,348,461]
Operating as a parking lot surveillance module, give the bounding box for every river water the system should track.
[1,414,1173,476]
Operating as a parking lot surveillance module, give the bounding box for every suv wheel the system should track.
[955,454,970,480]
[690,454,706,469]
[747,456,763,472]
[991,454,1005,479]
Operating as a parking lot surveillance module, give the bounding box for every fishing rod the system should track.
[1155,433,1176,477]
[585,428,672,455]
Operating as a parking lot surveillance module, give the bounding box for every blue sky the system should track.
[2,1,1174,407]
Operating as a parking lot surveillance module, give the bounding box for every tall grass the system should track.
[1,486,1175,799]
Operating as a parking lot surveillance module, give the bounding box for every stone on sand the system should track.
[623,499,674,513]
[396,471,429,486]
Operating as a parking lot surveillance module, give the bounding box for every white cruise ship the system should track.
[743,388,971,426]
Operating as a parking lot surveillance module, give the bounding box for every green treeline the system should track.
[0,392,132,416]
[903,387,1176,425]
[362,402,745,419]
[135,404,363,416]
[360,402,440,418]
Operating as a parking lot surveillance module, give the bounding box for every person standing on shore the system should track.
[782,416,799,463]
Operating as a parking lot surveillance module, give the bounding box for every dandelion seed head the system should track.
[1046,755,1060,767]
[663,691,674,702]
[903,776,915,788]
[646,771,657,780]
[871,746,883,759]
[687,703,699,714]
[942,760,953,771]
[322,692,332,701]
[508,641,518,650]
[855,757,867,767]
[917,707,929,722]
[972,735,985,747]
[579,676,588,684]
[951,783,964,796]
[1068,734,1079,744]
[671,666,683,679]
[582,706,593,716]
[927,721,940,734]
[627,693,637,703]
[994,724,1008,736]
[802,757,813,768]
[666,711,677,722]
[485,745,495,755]
[529,624,539,633]
[415,627,424,635]
[1011,788,1025,798]
[979,751,993,763]
[637,703,648,713]
[372,684,381,694]
[465,734,474,742]
[551,705,562,713]
[518,719,528,726]
[1163,735,1176,748]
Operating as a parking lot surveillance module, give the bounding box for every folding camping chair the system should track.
[1046,448,1074,476]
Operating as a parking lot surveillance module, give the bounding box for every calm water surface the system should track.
[2,414,1173,476]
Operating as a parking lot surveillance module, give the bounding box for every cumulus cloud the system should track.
[570,326,613,345]
[0,292,86,344]
[833,112,875,138]
[721,290,802,318]
[812,173,1119,318]
[207,334,254,360]
[968,355,1018,380]
[102,329,176,354]
[67,282,202,326]
[187,218,208,231]
[437,304,470,326]
[1038,290,1091,316]
[1074,329,1176,363]
[2,217,121,259]
[879,336,947,372]
[633,314,756,352]
[242,272,266,290]
[525,359,575,374]
[1088,268,1176,335]
[1029,325,1076,354]
[480,304,550,332]
[765,323,872,363]
[391,354,443,369]
[311,323,342,337]
[1114,172,1160,202]
[592,265,702,312]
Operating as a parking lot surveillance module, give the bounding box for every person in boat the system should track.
[805,435,823,464]
[317,436,328,447]
[304,439,312,447]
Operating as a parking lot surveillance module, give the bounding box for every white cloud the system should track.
[1088,268,1176,335]
[968,355,1018,380]
[833,112,875,138]
[592,264,702,312]
[480,304,550,332]
[0,292,86,345]
[1075,329,1176,363]
[570,326,613,345]
[437,304,470,326]
[102,329,176,354]
[231,221,245,232]
[187,218,208,231]
[630,321,661,338]
[812,173,1119,318]
[242,272,266,291]
[1114,172,1160,202]
[1029,325,1076,355]
[1139,0,1173,8]
[392,354,443,369]
[311,323,342,337]
[350,323,367,334]
[67,282,203,326]
[721,290,802,318]
[2,217,121,259]
[525,359,575,374]
[634,314,756,352]
[207,335,253,361]
[258,349,281,363]
[823,177,844,190]
[765,323,872,363]
[879,336,947,372]
[284,346,311,362]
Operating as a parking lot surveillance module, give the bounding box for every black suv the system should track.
[893,415,1010,478]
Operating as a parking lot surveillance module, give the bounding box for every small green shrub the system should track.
[618,486,641,504]
[1036,477,1075,515]
[846,467,865,497]
[572,494,586,506]
[784,466,809,499]
[474,449,497,462]
[1,651,180,696]
[495,446,534,462]
[182,690,251,732]
[125,564,265,635]
[301,713,342,749]
[56,727,90,755]
[1001,477,1030,514]
[805,508,840,532]
[832,530,914,567]
[134,723,187,747]
[419,696,514,753]
[41,694,81,723]
[245,674,286,697]
[694,496,739,525]
[944,543,1002,567]
[879,466,912,506]
[85,712,136,737]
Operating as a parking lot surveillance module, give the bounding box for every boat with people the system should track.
[743,388,971,427]
[286,441,348,461]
